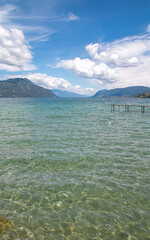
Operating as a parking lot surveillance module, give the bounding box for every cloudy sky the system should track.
[0,0,150,95]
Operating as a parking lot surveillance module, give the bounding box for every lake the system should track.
[0,97,150,240]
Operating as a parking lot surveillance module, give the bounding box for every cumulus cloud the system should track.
[56,28,150,89]
[57,57,117,82]
[0,4,36,71]
[5,73,95,96]
[0,25,35,71]
[86,35,150,67]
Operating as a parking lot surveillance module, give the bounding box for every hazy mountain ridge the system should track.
[0,78,56,98]
[1,79,150,99]
[93,86,150,98]
[52,89,87,98]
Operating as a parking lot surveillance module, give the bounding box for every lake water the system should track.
[0,98,150,240]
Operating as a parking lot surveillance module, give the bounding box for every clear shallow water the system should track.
[0,98,150,240]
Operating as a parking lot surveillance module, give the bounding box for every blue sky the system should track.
[0,0,150,95]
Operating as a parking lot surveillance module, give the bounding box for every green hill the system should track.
[0,78,56,98]
[92,86,150,98]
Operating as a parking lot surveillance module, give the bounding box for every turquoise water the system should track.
[0,98,150,240]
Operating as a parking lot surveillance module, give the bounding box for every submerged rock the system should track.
[120,232,128,238]
[0,217,14,235]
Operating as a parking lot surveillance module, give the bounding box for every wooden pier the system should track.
[111,104,150,113]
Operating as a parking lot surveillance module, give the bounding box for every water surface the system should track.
[0,98,150,240]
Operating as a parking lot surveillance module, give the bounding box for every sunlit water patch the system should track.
[0,98,150,240]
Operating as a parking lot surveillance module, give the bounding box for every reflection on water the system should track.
[0,98,150,240]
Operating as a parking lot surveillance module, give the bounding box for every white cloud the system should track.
[56,28,150,89]
[0,4,17,24]
[0,25,35,71]
[62,12,80,21]
[57,57,117,82]
[112,58,150,89]
[0,4,79,43]
[147,24,150,33]
[86,35,150,67]
[5,73,96,96]
[0,4,54,43]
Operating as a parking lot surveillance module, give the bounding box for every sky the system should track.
[0,0,150,95]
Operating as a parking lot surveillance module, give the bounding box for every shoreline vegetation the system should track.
[137,92,150,98]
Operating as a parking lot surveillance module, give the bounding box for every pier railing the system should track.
[111,104,150,113]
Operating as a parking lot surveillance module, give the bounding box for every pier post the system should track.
[141,106,145,113]
[125,105,129,112]
[111,105,115,112]
[111,104,149,113]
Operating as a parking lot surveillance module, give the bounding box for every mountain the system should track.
[52,89,87,98]
[0,78,56,98]
[92,86,150,98]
